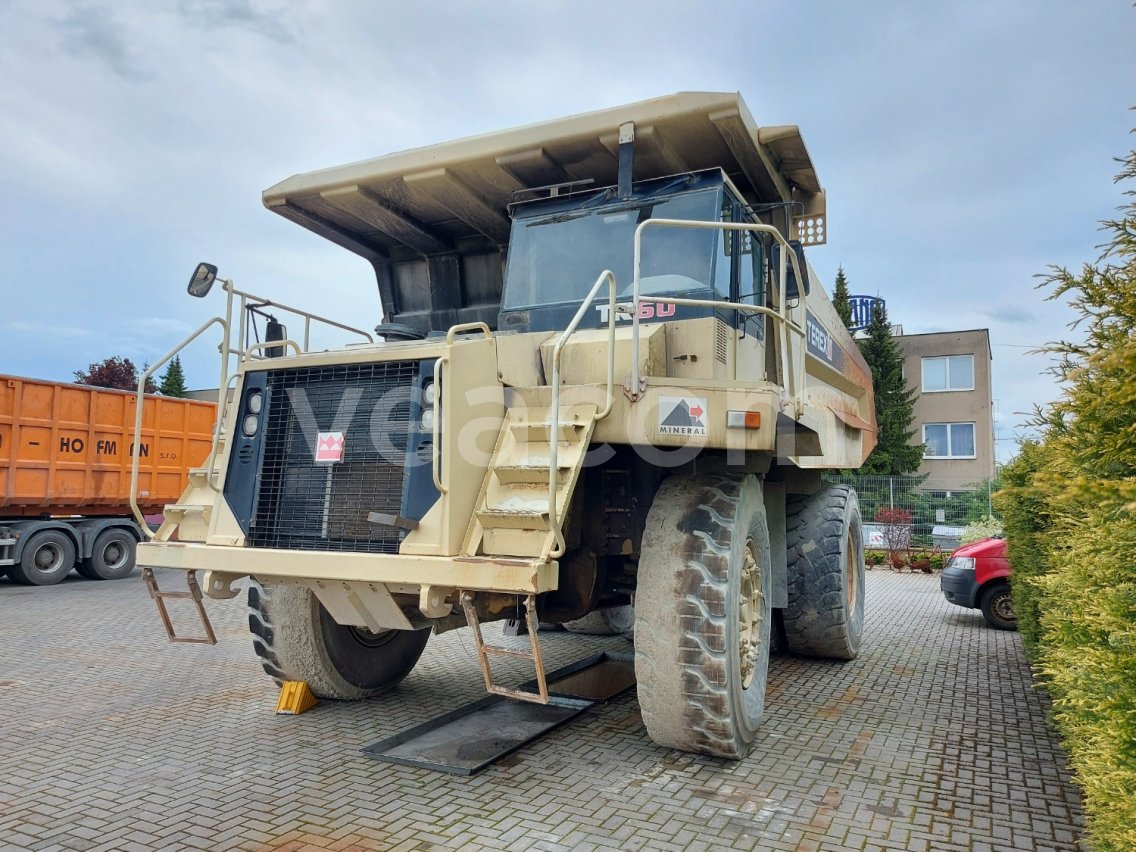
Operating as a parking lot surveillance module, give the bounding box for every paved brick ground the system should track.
[0,570,1084,851]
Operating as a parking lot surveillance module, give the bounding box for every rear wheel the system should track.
[248,582,430,699]
[9,530,76,586]
[77,529,137,580]
[980,582,1017,631]
[784,485,866,659]
[635,473,772,758]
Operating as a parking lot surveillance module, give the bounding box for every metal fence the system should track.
[825,474,999,551]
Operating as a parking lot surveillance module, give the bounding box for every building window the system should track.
[922,355,974,392]
[923,423,976,458]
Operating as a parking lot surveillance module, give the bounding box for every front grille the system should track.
[250,361,419,553]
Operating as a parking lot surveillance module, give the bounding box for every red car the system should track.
[939,537,1016,630]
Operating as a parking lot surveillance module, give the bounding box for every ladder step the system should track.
[481,528,547,558]
[481,645,538,661]
[476,508,550,530]
[509,420,586,441]
[493,464,565,485]
[142,567,218,645]
[461,591,549,705]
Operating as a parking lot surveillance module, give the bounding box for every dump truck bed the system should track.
[262,91,827,334]
[0,375,217,516]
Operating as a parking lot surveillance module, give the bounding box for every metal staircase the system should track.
[465,402,599,561]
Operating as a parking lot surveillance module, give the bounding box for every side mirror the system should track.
[187,263,218,298]
[771,241,811,301]
[265,318,287,358]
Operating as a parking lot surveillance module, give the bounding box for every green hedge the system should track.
[994,145,1136,851]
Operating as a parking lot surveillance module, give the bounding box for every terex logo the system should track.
[807,316,833,362]
[595,302,677,323]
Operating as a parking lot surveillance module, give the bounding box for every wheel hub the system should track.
[738,541,763,689]
[993,592,1016,622]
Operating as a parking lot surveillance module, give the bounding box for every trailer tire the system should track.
[635,473,772,758]
[247,582,430,700]
[77,529,137,580]
[8,530,76,586]
[562,605,635,635]
[784,484,865,659]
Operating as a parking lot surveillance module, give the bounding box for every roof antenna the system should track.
[618,122,635,199]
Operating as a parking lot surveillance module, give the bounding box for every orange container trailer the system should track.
[0,375,217,585]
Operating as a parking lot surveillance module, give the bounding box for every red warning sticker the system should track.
[315,431,345,463]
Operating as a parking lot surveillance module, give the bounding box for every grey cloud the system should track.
[177,0,293,44]
[56,5,151,81]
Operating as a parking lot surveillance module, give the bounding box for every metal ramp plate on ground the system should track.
[362,652,635,775]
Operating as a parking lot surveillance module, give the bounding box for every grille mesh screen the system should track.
[250,362,418,553]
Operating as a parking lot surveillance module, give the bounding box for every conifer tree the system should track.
[159,356,188,398]
[831,265,853,329]
[858,301,923,474]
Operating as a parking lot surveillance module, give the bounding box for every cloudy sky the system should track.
[2,1,1133,462]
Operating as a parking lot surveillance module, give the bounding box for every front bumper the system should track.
[940,564,979,609]
[137,541,559,596]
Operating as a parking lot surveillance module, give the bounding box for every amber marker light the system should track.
[726,410,762,429]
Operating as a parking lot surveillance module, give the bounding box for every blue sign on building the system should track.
[848,295,884,331]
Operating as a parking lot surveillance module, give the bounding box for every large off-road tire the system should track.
[77,529,137,580]
[8,530,76,586]
[784,484,866,659]
[979,581,1017,631]
[635,473,772,758]
[248,582,430,700]
[562,605,635,635]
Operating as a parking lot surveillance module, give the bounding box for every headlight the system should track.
[247,391,263,414]
[242,414,259,436]
[946,556,975,572]
[420,408,435,431]
[423,382,436,406]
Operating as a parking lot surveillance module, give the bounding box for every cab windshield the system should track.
[502,178,726,310]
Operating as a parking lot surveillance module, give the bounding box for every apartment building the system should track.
[894,329,995,491]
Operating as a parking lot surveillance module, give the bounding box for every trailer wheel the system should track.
[784,484,865,659]
[77,529,137,580]
[979,582,1017,631]
[247,582,430,699]
[562,605,635,635]
[635,473,772,758]
[9,530,77,586]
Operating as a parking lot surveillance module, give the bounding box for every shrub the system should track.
[959,515,1004,545]
[995,141,1136,851]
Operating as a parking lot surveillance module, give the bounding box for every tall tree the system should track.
[74,356,157,393]
[159,356,188,397]
[831,265,853,329]
[858,301,923,474]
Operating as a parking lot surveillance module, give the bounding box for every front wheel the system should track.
[980,582,1017,631]
[635,473,772,758]
[248,583,430,699]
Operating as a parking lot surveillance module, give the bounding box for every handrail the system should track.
[431,355,448,494]
[629,219,810,412]
[130,316,228,538]
[546,269,618,560]
[228,284,374,346]
[446,321,492,345]
[242,339,302,360]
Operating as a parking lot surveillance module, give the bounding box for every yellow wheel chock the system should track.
[275,681,317,715]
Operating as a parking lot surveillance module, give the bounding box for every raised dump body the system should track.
[0,375,216,584]
[141,92,877,759]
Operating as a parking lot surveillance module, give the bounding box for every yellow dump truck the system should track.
[139,92,875,758]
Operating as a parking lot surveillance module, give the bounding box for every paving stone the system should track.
[0,571,1086,849]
